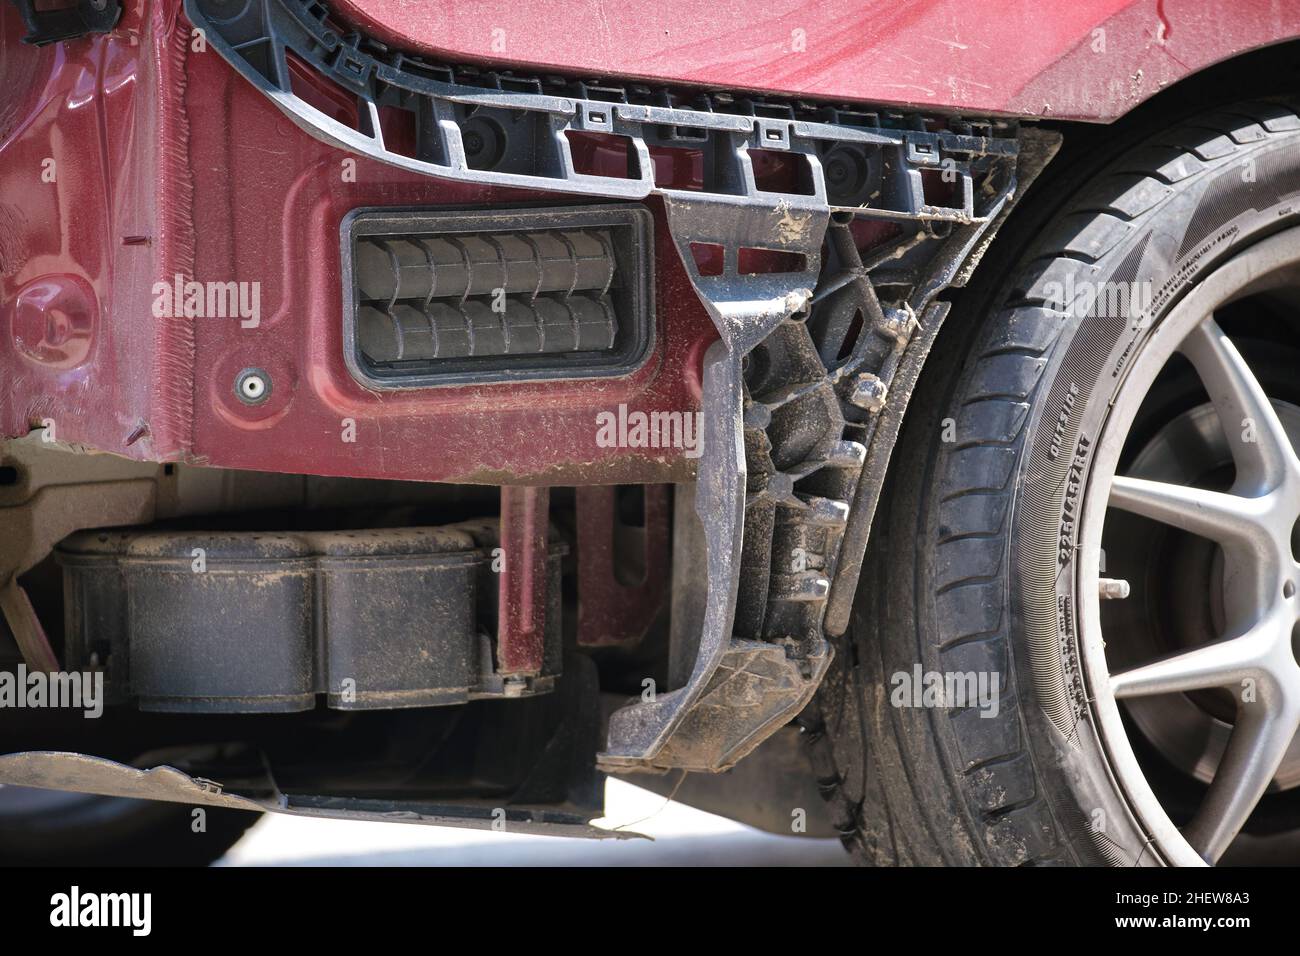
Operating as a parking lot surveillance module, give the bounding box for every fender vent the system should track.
[343,205,653,388]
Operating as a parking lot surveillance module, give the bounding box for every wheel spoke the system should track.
[1183,699,1300,863]
[1108,475,1260,546]
[1110,632,1263,699]
[1179,317,1298,494]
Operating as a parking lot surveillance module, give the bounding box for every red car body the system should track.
[2,0,1296,486]
[5,0,1300,870]
[337,0,1300,121]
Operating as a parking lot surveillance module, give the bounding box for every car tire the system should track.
[809,101,1300,865]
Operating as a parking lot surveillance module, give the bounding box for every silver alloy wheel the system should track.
[1118,401,1300,792]
[1079,227,1300,866]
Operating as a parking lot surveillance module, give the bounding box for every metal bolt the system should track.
[785,572,830,601]
[763,472,795,502]
[234,368,271,405]
[880,306,918,344]
[744,402,772,430]
[502,675,528,698]
[827,440,867,469]
[784,288,813,316]
[804,496,850,528]
[849,372,888,412]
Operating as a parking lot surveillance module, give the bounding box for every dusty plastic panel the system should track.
[56,525,562,713]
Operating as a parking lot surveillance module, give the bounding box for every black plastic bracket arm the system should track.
[9,0,120,46]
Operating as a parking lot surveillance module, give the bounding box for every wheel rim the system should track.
[1079,227,1300,866]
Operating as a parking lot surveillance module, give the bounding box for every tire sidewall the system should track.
[1008,130,1300,865]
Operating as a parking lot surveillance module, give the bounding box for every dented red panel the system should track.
[0,1,171,455]
[331,0,1300,122]
[0,1,717,484]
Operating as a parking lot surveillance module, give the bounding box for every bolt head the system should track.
[234,368,271,405]
[849,373,888,412]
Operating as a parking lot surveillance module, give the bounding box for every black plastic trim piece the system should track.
[185,0,1016,222]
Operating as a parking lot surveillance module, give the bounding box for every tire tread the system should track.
[808,102,1300,866]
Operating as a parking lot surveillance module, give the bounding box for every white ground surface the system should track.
[217,778,849,866]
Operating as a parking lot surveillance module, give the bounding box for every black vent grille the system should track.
[343,206,653,387]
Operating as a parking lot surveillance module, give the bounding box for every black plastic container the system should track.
[57,525,562,713]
